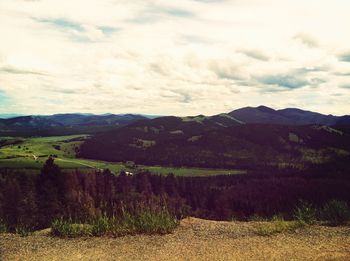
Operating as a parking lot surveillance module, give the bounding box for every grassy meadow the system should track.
[0,135,245,176]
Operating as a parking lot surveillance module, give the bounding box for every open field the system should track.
[0,135,245,176]
[143,165,245,176]
[1,217,349,261]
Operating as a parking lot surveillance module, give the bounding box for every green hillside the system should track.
[80,119,350,171]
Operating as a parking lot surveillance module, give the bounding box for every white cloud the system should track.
[0,0,349,116]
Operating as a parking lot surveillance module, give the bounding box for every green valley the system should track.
[0,135,244,176]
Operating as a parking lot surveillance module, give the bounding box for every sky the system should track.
[0,0,349,116]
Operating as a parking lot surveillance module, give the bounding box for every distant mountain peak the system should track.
[256,105,276,113]
[227,105,350,126]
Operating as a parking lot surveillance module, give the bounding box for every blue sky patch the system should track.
[0,90,11,106]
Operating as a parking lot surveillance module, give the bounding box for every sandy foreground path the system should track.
[1,217,349,261]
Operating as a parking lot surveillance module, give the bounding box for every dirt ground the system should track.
[1,217,349,261]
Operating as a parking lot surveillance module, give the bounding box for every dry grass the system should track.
[1,217,350,261]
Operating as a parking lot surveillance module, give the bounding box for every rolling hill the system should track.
[79,110,350,171]
[228,106,350,125]
[0,114,149,136]
[2,106,350,171]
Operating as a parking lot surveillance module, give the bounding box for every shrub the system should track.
[15,225,33,237]
[134,209,178,234]
[52,210,179,238]
[0,220,8,233]
[294,200,318,225]
[321,200,350,226]
[91,215,111,236]
[109,213,136,236]
[109,210,178,236]
[51,218,92,237]
[255,217,304,236]
[249,214,267,222]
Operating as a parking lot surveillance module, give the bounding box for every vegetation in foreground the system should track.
[0,158,349,237]
[255,200,350,236]
[51,210,178,237]
[2,218,350,261]
[255,218,305,236]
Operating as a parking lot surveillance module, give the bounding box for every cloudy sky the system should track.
[0,0,349,116]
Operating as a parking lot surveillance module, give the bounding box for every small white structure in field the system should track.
[125,171,134,176]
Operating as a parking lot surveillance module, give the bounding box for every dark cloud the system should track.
[239,49,269,61]
[164,8,194,17]
[0,66,47,76]
[340,84,350,89]
[33,18,120,35]
[295,66,330,73]
[160,89,193,103]
[127,15,157,24]
[210,62,245,81]
[331,93,344,97]
[309,78,326,86]
[193,0,226,3]
[34,17,83,31]
[294,33,319,48]
[41,84,82,94]
[258,75,308,89]
[33,17,119,42]
[334,72,350,76]
[128,6,194,24]
[57,89,80,94]
[98,26,120,34]
[181,93,192,103]
[338,52,350,62]
[149,63,171,76]
[216,70,243,80]
[181,34,217,44]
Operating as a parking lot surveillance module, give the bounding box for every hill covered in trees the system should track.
[3,106,350,137]
[80,117,350,171]
[229,106,350,125]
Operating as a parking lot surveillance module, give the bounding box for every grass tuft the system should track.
[255,217,304,236]
[91,215,111,236]
[133,209,179,235]
[321,200,350,226]
[51,218,92,237]
[0,220,8,233]
[15,225,33,237]
[294,200,318,225]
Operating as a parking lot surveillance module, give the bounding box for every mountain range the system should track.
[0,113,148,136]
[228,106,350,126]
[1,105,349,132]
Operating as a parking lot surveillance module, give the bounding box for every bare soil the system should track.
[1,217,349,261]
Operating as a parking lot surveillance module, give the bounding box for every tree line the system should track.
[1,158,350,231]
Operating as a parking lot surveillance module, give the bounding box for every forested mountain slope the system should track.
[80,116,350,170]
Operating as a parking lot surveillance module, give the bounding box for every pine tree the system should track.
[37,157,63,227]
